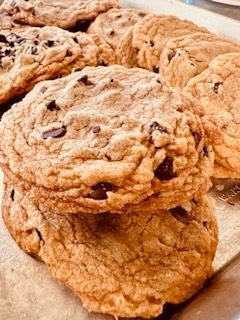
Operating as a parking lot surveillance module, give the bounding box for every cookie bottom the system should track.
[3,179,218,319]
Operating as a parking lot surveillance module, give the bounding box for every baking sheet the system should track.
[1,0,240,319]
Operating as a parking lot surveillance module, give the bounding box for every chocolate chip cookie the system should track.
[1,0,119,29]
[131,14,209,72]
[0,65,214,214]
[87,8,146,49]
[185,53,240,178]
[3,179,218,318]
[160,32,240,88]
[0,27,99,105]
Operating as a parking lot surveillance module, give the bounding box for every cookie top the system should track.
[0,65,214,213]
[87,8,145,49]
[160,32,240,88]
[185,53,240,178]
[131,14,209,72]
[0,11,29,31]
[1,0,119,29]
[0,27,99,105]
[3,180,218,318]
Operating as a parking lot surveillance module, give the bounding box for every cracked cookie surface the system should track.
[131,14,209,72]
[160,32,240,88]
[0,65,213,214]
[185,53,240,178]
[87,8,145,50]
[3,180,218,319]
[1,0,119,29]
[0,27,99,105]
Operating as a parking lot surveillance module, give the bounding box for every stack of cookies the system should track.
[1,0,239,318]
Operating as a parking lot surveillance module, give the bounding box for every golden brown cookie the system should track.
[3,179,218,319]
[160,32,240,88]
[0,66,213,214]
[185,52,240,178]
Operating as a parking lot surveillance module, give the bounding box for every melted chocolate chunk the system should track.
[149,121,167,134]
[46,100,60,111]
[89,183,113,200]
[168,51,177,62]
[73,37,78,44]
[0,35,8,43]
[78,75,93,85]
[35,228,43,241]
[116,14,122,18]
[213,82,223,94]
[66,49,73,57]
[169,206,189,223]
[149,40,154,47]
[153,65,159,73]
[203,146,209,157]
[46,40,54,47]
[10,189,15,201]
[154,156,176,181]
[109,29,115,36]
[92,126,101,134]
[31,46,38,55]
[99,59,108,66]
[42,126,66,139]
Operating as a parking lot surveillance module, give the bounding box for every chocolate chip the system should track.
[10,189,15,201]
[46,40,54,47]
[99,59,108,66]
[149,121,167,134]
[89,183,113,200]
[42,126,66,139]
[31,46,38,55]
[213,82,223,94]
[34,40,39,45]
[66,49,73,57]
[9,42,14,48]
[73,37,78,44]
[78,75,93,85]
[192,132,201,148]
[203,146,209,157]
[149,40,154,47]
[46,100,60,111]
[153,65,159,73]
[169,206,189,223]
[168,51,177,62]
[40,86,47,93]
[78,75,88,84]
[109,29,115,36]
[35,228,43,241]
[0,35,8,43]
[116,14,122,18]
[154,156,176,181]
[92,126,101,134]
